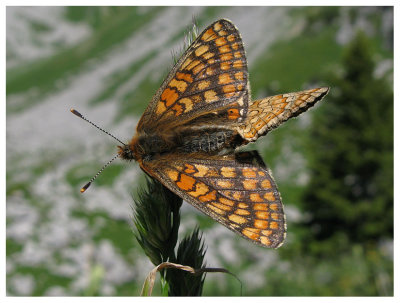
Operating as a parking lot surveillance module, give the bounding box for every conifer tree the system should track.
[301,31,393,253]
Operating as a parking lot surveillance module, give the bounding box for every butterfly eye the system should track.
[118,145,135,161]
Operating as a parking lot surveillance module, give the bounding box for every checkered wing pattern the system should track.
[137,19,249,131]
[239,87,329,142]
[143,153,286,248]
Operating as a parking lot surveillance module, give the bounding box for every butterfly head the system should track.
[117,135,143,162]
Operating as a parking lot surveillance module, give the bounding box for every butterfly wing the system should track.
[140,152,286,248]
[238,87,329,142]
[137,19,250,132]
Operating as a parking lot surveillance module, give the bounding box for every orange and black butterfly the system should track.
[73,19,329,248]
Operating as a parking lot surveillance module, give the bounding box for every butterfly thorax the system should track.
[118,133,172,162]
[118,127,244,163]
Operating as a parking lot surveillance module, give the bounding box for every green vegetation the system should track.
[6,7,164,113]
[133,177,206,296]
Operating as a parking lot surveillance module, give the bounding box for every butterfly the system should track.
[78,19,329,248]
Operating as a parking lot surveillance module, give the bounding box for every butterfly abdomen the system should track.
[179,129,244,154]
[181,131,227,153]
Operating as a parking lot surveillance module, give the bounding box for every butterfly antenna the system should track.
[80,153,120,193]
[70,108,125,193]
[70,108,125,146]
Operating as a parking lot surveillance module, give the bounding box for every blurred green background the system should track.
[6,6,393,296]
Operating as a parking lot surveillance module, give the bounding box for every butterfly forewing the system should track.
[137,19,249,132]
[238,87,329,142]
[143,154,286,248]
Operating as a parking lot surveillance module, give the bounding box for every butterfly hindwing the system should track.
[238,87,329,142]
[142,152,286,248]
[137,19,249,132]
